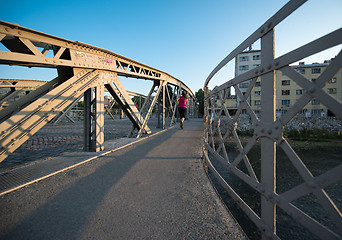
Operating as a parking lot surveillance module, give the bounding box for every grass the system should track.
[284,128,342,142]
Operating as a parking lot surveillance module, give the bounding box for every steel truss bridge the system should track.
[203,0,342,239]
[0,20,196,163]
[0,79,148,124]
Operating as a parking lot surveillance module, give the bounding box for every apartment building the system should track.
[235,49,261,95]
[226,50,341,118]
[251,60,341,117]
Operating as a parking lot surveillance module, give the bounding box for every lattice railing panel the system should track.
[203,0,342,239]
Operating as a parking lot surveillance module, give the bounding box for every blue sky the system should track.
[0,0,341,95]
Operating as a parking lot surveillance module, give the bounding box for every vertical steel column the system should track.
[83,88,93,151]
[170,86,180,125]
[190,97,194,119]
[176,86,182,122]
[162,83,166,128]
[260,29,276,238]
[95,85,104,151]
[157,83,161,128]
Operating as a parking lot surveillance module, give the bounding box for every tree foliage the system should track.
[195,88,204,117]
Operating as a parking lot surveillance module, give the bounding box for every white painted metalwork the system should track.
[203,0,342,239]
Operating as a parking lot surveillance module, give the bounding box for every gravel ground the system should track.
[0,117,158,171]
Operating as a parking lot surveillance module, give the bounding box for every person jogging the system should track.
[177,91,188,129]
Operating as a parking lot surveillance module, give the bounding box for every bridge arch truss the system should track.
[0,20,195,163]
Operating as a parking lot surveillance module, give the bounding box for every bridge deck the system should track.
[0,119,246,239]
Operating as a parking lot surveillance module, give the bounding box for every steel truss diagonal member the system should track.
[104,74,151,137]
[0,69,109,163]
[137,81,166,138]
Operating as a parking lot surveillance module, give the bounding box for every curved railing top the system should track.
[204,0,308,89]
[0,20,194,98]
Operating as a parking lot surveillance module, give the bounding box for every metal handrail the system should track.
[203,0,342,239]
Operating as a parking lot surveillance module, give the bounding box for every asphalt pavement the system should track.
[0,119,247,239]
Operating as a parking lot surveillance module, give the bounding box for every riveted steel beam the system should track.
[0,21,193,97]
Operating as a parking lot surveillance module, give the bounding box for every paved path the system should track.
[0,119,246,239]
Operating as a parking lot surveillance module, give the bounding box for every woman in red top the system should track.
[177,91,188,129]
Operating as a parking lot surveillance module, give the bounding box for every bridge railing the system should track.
[203,0,342,239]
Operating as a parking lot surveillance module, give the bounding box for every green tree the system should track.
[132,96,145,110]
[195,88,204,117]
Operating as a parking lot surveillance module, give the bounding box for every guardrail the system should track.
[203,0,342,239]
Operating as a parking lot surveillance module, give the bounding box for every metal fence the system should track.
[203,0,342,239]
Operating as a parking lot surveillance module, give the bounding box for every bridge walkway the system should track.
[0,119,246,239]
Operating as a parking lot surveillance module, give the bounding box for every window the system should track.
[281,109,288,115]
[254,100,261,105]
[239,65,249,70]
[239,56,249,61]
[282,90,290,95]
[239,82,249,88]
[297,69,305,74]
[253,55,260,60]
[282,100,290,105]
[255,81,261,87]
[253,64,260,68]
[296,89,304,95]
[254,91,261,96]
[328,88,337,94]
[282,80,290,86]
[312,109,322,115]
[329,77,337,83]
[311,99,320,105]
[312,68,321,74]
[300,109,307,114]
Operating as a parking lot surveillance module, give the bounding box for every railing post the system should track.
[203,86,209,155]
[260,29,276,238]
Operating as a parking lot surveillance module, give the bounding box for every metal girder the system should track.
[0,79,46,89]
[50,94,83,124]
[0,90,25,110]
[0,21,193,97]
[0,69,112,163]
[0,79,148,98]
[0,77,61,123]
